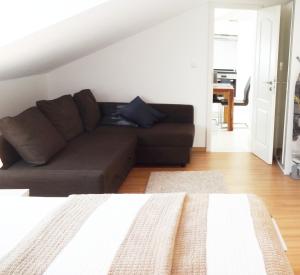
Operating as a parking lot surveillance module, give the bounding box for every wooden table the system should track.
[213,83,234,131]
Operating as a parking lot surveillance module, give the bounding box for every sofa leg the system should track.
[180,163,186,168]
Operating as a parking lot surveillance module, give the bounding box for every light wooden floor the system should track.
[119,152,300,274]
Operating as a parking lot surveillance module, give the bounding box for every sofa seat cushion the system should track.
[8,131,136,194]
[0,169,106,196]
[136,123,194,147]
[96,123,194,147]
[37,95,84,141]
[11,131,136,171]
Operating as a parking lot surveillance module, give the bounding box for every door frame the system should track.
[283,0,298,175]
[271,1,295,172]
[206,3,268,152]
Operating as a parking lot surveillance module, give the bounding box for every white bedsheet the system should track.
[207,194,266,275]
[0,196,66,260]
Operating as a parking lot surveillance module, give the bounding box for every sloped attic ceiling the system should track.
[0,0,288,80]
[0,0,201,80]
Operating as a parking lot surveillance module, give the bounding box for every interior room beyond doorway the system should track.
[211,8,257,152]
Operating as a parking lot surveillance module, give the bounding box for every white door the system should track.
[252,5,281,164]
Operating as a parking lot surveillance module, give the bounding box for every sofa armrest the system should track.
[0,169,104,197]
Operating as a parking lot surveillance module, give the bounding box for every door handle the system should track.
[264,80,287,85]
[263,81,286,92]
[264,81,275,92]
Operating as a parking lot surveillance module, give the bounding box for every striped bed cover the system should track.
[0,193,293,275]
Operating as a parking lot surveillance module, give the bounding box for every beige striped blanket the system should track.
[0,194,293,275]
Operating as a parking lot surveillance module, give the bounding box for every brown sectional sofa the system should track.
[0,101,194,197]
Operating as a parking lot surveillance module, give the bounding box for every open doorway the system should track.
[210,8,257,152]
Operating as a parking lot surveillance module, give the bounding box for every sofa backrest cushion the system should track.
[73,89,101,131]
[100,104,138,128]
[0,107,66,166]
[99,102,194,124]
[148,104,194,124]
[0,136,21,169]
[118,97,166,128]
[37,95,84,141]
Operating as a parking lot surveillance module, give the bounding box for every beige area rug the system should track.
[145,171,228,193]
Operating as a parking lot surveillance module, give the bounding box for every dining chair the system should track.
[219,77,251,127]
[212,93,226,126]
[221,77,251,107]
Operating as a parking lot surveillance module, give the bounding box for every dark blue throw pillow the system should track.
[119,97,166,128]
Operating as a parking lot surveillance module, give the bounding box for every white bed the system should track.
[0,193,293,275]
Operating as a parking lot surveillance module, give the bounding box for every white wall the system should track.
[235,10,257,126]
[213,38,238,70]
[47,6,210,147]
[0,74,47,118]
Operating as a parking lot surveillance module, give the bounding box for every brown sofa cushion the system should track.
[27,130,137,170]
[0,107,66,165]
[5,131,137,195]
[73,89,100,131]
[96,123,194,147]
[0,136,21,169]
[37,95,84,140]
[136,123,194,147]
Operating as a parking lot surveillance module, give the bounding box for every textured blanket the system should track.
[0,194,293,275]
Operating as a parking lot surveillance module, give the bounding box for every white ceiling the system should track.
[0,0,201,80]
[0,0,111,47]
[0,0,288,80]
